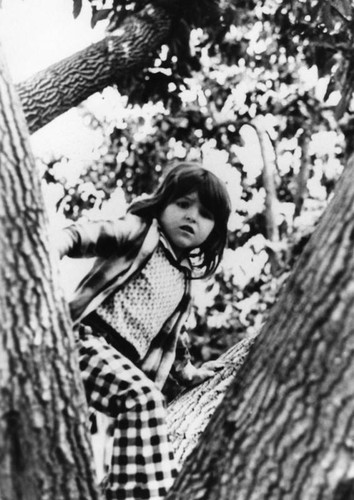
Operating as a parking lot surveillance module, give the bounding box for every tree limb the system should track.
[167,336,256,465]
[16,3,172,134]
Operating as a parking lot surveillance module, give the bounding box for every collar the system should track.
[157,224,192,276]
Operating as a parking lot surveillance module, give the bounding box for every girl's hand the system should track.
[184,360,226,387]
[202,360,227,372]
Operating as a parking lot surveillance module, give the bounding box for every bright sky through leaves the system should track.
[1,0,103,82]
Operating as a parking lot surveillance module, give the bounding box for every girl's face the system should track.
[159,191,215,258]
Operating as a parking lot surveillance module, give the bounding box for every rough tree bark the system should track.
[166,156,354,500]
[0,46,99,500]
[167,336,256,465]
[17,3,171,134]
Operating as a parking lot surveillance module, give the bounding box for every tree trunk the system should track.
[167,155,354,500]
[294,129,311,218]
[253,117,279,244]
[167,336,256,465]
[252,117,282,273]
[0,45,99,500]
[17,4,171,134]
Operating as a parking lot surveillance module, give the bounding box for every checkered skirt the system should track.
[78,328,178,499]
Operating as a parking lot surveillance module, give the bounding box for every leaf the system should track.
[73,0,82,19]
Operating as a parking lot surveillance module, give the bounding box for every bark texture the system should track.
[167,336,256,465]
[17,4,171,134]
[0,46,99,500]
[167,156,354,500]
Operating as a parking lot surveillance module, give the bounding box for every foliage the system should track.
[70,0,255,110]
[271,0,354,120]
[69,0,354,126]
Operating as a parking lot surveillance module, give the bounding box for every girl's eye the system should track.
[176,200,189,209]
[200,208,214,220]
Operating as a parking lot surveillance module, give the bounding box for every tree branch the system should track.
[167,336,256,465]
[16,3,172,133]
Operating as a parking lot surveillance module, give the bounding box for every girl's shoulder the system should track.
[118,212,156,232]
[113,213,159,241]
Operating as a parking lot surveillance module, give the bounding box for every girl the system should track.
[58,162,231,500]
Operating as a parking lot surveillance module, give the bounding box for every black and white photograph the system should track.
[1,1,353,499]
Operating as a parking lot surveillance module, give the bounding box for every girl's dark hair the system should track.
[128,162,232,278]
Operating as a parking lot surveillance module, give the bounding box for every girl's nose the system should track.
[186,208,197,222]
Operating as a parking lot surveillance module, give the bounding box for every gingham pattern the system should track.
[78,330,178,500]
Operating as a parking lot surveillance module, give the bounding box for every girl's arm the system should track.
[56,214,146,259]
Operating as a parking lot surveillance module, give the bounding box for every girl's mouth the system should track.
[179,225,194,235]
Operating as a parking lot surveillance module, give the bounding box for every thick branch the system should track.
[0,44,98,500]
[167,336,256,465]
[16,4,172,133]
